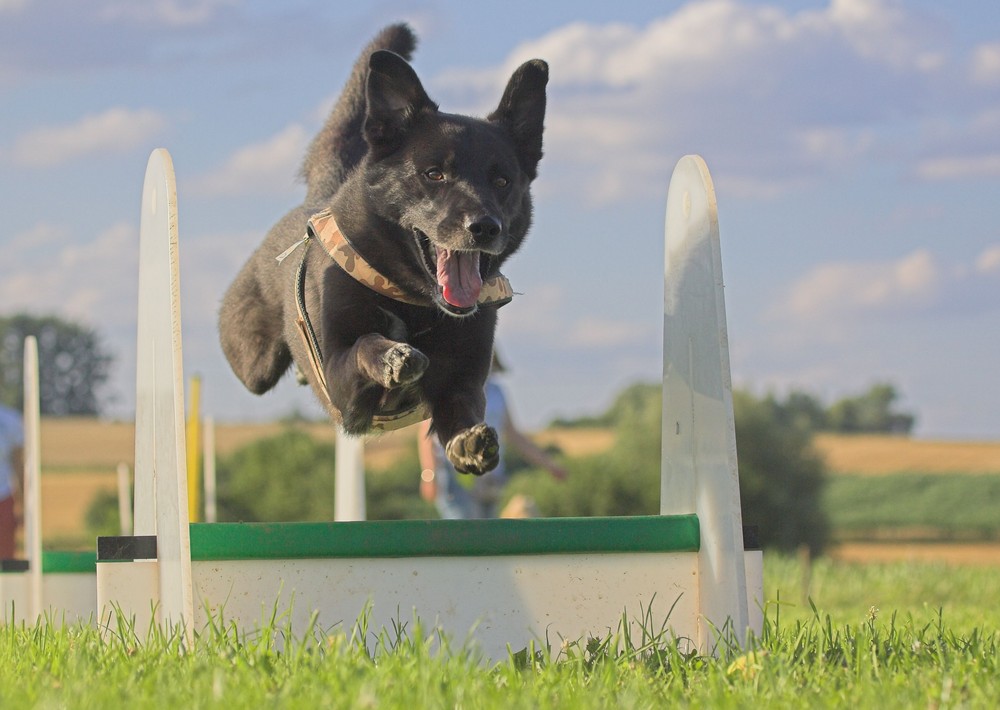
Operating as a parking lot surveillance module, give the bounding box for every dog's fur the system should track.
[218,24,547,475]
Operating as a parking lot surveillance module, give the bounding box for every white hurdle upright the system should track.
[96,148,762,656]
[0,336,98,625]
[661,155,757,645]
[98,148,195,638]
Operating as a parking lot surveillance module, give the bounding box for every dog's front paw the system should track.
[380,343,429,389]
[445,424,500,476]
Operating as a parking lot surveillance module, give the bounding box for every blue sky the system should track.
[2,0,998,438]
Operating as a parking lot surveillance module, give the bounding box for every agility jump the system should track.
[95,148,762,657]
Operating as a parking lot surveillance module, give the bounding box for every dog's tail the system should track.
[300,23,417,205]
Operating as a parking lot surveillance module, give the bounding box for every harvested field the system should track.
[40,471,117,539]
[814,434,1000,475]
[830,542,1000,566]
[38,419,613,471]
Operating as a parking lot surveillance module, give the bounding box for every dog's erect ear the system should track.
[489,60,548,180]
[365,50,438,156]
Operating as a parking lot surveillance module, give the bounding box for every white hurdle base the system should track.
[98,518,761,657]
[1,554,98,625]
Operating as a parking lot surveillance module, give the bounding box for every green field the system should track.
[825,473,1000,540]
[1,556,997,708]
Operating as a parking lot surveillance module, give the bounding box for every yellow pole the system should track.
[186,374,202,522]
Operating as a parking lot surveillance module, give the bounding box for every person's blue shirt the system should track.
[0,404,24,500]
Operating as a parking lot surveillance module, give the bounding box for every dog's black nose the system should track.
[467,215,502,240]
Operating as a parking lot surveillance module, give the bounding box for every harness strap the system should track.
[292,239,430,431]
[286,209,513,432]
[293,242,331,406]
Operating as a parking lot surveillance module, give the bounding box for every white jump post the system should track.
[661,155,752,645]
[97,149,761,657]
[116,463,133,535]
[132,148,194,637]
[334,429,366,521]
[23,336,43,621]
[203,418,217,524]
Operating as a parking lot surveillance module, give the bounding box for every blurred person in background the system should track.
[0,402,24,558]
[418,351,566,519]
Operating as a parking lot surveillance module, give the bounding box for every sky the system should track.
[1,0,998,439]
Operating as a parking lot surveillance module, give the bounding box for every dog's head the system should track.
[363,50,547,317]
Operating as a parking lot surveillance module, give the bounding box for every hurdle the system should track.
[0,336,97,625]
[96,148,763,657]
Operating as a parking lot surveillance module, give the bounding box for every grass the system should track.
[764,554,1000,631]
[825,474,1000,539]
[1,556,998,708]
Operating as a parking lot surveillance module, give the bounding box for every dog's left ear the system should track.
[365,50,439,157]
[489,60,548,180]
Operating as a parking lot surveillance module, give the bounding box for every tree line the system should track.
[555,381,915,436]
[0,314,113,416]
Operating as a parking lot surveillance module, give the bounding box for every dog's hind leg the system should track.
[218,263,291,394]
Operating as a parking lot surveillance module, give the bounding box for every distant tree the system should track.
[826,383,915,435]
[216,429,337,522]
[366,448,437,520]
[524,381,830,554]
[733,390,829,555]
[774,390,828,432]
[0,313,114,416]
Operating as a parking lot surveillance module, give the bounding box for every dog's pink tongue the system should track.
[437,249,482,308]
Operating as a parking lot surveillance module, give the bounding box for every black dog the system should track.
[218,24,547,475]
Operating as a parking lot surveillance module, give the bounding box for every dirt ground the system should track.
[829,542,1000,566]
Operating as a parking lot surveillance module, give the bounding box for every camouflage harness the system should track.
[278,208,514,431]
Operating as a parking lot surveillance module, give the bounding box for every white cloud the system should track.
[977,245,1000,275]
[436,0,973,202]
[791,249,939,320]
[971,42,1000,86]
[496,284,651,350]
[0,221,138,324]
[4,221,67,256]
[776,246,1000,324]
[567,318,650,348]
[98,0,237,27]
[189,124,309,197]
[11,107,166,167]
[794,127,876,167]
[915,154,1000,181]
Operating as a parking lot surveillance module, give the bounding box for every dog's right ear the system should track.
[365,50,439,157]
[489,60,548,180]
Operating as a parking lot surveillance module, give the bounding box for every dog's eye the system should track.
[424,168,445,182]
[494,176,510,189]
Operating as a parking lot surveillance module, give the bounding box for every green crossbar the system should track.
[187,514,700,561]
[42,550,97,574]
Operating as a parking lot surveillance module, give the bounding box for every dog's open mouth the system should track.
[415,231,482,315]
[436,248,482,309]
